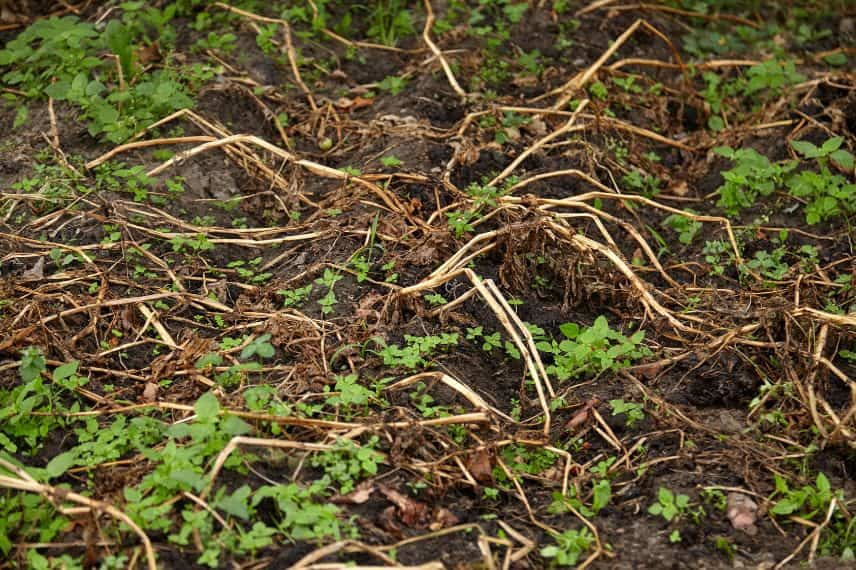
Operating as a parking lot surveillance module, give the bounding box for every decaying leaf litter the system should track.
[0,0,854,568]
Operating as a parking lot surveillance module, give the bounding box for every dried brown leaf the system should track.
[565,397,601,431]
[335,482,375,504]
[378,485,430,528]
[430,507,459,531]
[466,449,494,484]
[142,382,159,403]
[21,257,44,281]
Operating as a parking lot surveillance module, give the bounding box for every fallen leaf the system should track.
[378,506,402,535]
[335,482,375,504]
[466,449,494,484]
[669,180,689,196]
[135,43,162,65]
[410,245,439,266]
[335,96,373,111]
[451,140,480,166]
[523,116,548,137]
[565,397,601,431]
[142,382,159,403]
[503,126,522,142]
[634,362,665,380]
[430,507,459,530]
[378,485,430,528]
[512,75,539,88]
[21,257,45,281]
[726,492,758,535]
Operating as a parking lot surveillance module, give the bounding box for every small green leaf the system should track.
[830,149,854,171]
[13,106,28,129]
[823,52,847,66]
[53,361,79,382]
[216,485,252,519]
[194,392,220,421]
[816,472,830,494]
[821,137,843,153]
[791,140,820,158]
[45,451,76,478]
[708,115,724,132]
[771,498,799,515]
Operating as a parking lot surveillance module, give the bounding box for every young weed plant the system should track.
[536,316,650,382]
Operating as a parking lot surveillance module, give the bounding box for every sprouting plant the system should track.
[380,155,403,167]
[662,212,702,244]
[701,71,727,131]
[649,487,690,522]
[700,488,727,511]
[228,258,272,284]
[377,75,407,95]
[609,399,646,427]
[375,333,460,369]
[769,472,841,520]
[714,536,737,560]
[613,75,643,94]
[742,59,805,97]
[702,239,735,276]
[622,170,661,198]
[310,437,383,494]
[350,253,371,282]
[745,248,790,280]
[9,154,89,214]
[325,374,374,411]
[278,284,313,308]
[551,476,614,518]
[424,293,447,306]
[193,31,237,53]
[466,327,501,352]
[714,146,797,215]
[314,269,342,315]
[540,528,595,566]
[517,49,542,74]
[588,81,608,100]
[252,480,346,541]
[791,136,854,171]
[0,350,88,453]
[240,334,275,361]
[366,0,415,46]
[339,166,362,176]
[787,137,855,224]
[446,209,478,238]
[497,444,559,482]
[408,382,451,418]
[170,234,215,254]
[446,177,517,237]
[536,317,650,382]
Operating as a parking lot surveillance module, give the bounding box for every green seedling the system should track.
[536,316,650,382]
[622,170,661,198]
[649,487,690,522]
[714,146,796,215]
[609,399,646,427]
[278,284,313,308]
[375,333,459,369]
[540,528,595,566]
[309,437,383,494]
[662,212,702,245]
